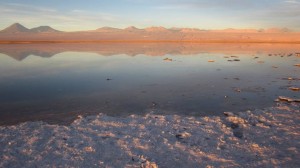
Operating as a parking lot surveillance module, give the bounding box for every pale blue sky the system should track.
[0,0,299,31]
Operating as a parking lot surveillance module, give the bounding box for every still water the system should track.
[0,43,299,125]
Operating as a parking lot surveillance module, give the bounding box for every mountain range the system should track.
[0,23,60,33]
[0,23,294,34]
[0,23,300,43]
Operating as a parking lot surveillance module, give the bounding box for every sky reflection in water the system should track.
[0,43,299,125]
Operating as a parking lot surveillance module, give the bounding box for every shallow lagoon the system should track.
[0,43,299,125]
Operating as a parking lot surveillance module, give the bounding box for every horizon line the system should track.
[1,40,300,44]
[1,22,297,33]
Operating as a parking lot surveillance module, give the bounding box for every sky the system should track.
[0,0,299,31]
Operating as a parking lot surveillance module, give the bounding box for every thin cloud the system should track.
[0,2,121,31]
[0,0,299,31]
[153,0,300,30]
[5,3,58,13]
[284,0,300,4]
[153,0,258,10]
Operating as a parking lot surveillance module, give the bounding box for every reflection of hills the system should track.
[0,47,59,61]
[1,43,300,61]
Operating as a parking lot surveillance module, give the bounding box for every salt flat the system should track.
[0,103,299,167]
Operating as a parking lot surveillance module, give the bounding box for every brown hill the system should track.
[0,23,31,33]
[30,26,60,33]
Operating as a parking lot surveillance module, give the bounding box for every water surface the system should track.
[0,43,299,125]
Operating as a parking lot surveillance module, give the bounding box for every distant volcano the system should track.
[124,26,143,32]
[94,27,121,33]
[30,26,60,33]
[0,23,31,33]
[0,23,60,33]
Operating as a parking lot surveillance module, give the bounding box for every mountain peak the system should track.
[124,26,141,31]
[11,23,23,27]
[1,23,30,33]
[95,27,121,32]
[145,26,168,32]
[30,26,60,33]
[125,26,138,29]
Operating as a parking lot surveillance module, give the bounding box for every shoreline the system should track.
[1,40,300,44]
[0,103,299,167]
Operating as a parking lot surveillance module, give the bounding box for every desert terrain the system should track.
[0,23,300,43]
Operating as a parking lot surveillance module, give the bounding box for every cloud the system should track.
[0,2,120,31]
[153,0,260,10]
[284,0,300,4]
[243,0,300,19]
[153,0,300,30]
[0,0,299,30]
[5,3,58,12]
